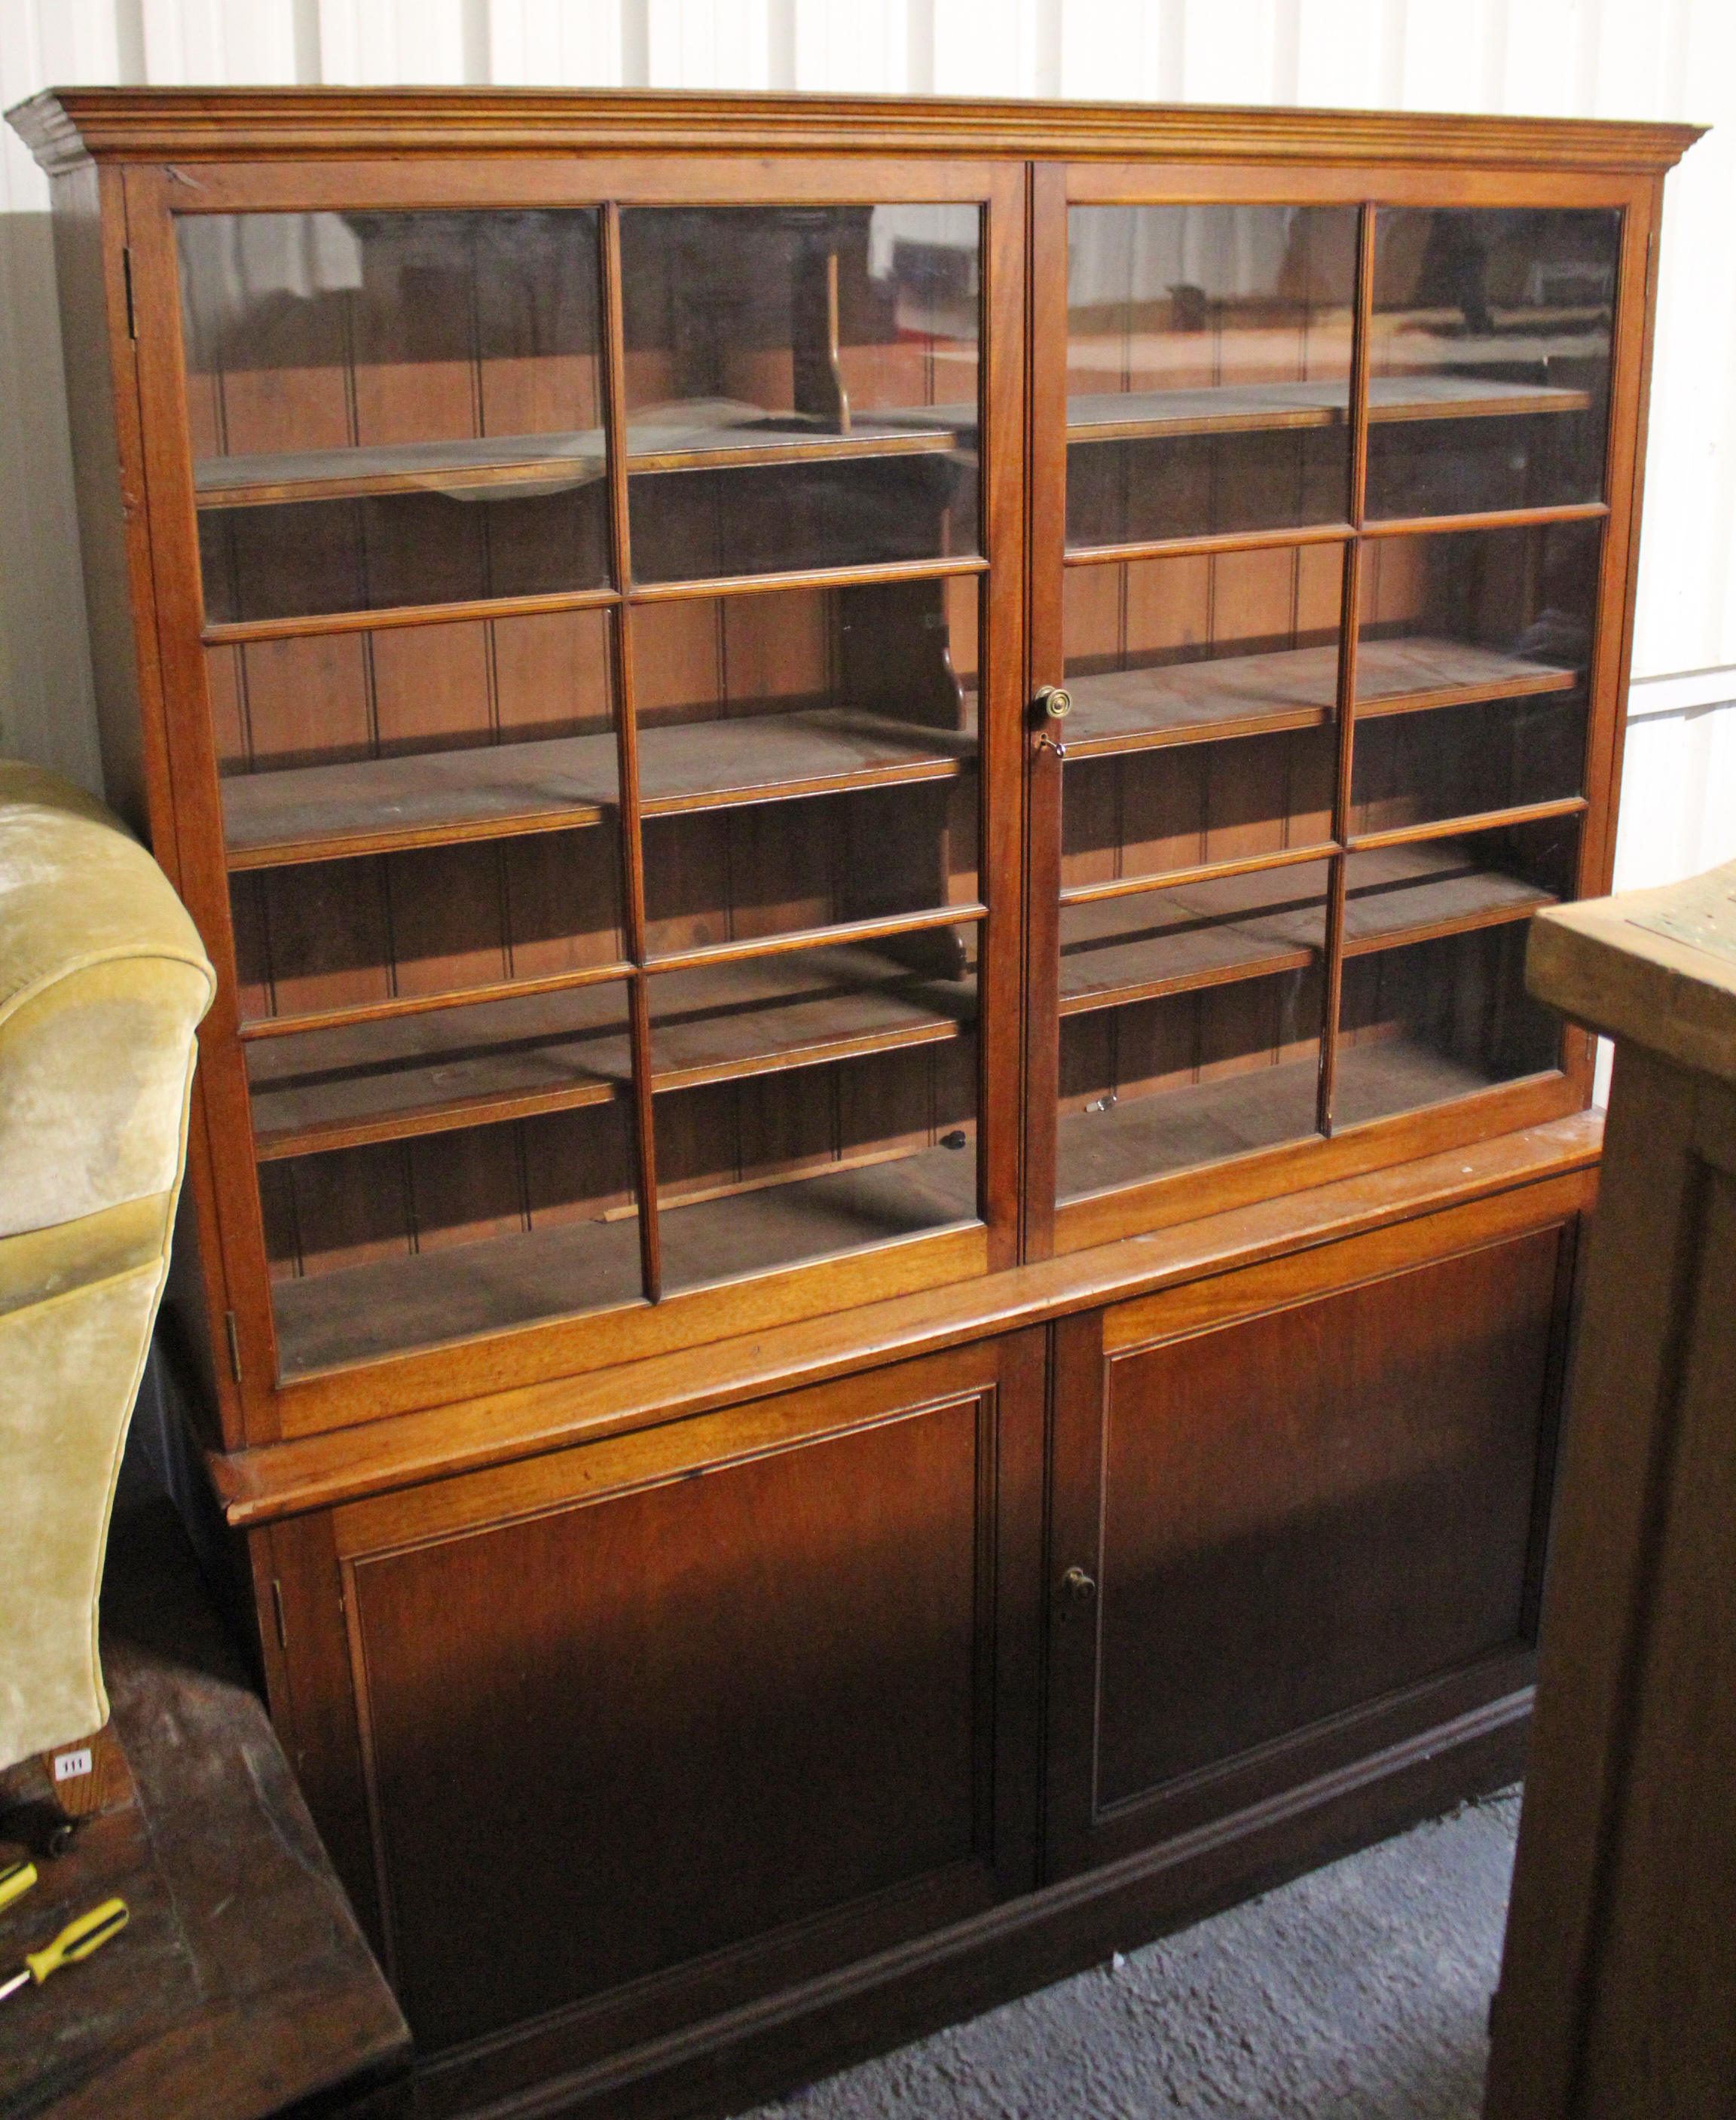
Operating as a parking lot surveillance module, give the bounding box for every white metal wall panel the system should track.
[0,0,1730,906]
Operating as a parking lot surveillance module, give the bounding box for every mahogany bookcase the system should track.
[11,86,1698,2119]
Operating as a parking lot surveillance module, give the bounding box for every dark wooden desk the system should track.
[0,1501,410,2119]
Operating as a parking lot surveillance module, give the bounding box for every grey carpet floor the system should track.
[741,1789,1521,2119]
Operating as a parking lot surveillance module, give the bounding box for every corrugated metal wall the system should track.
[4,0,1731,895]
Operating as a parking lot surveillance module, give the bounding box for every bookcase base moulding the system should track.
[11,87,1695,2118]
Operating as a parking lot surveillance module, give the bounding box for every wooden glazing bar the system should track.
[201,585,621,648]
[1347,794,1588,854]
[604,202,662,1304]
[1062,524,1355,569]
[1359,499,1610,541]
[1059,841,1340,906]
[625,553,988,605]
[237,958,637,1043]
[1318,201,1377,1140]
[645,904,987,976]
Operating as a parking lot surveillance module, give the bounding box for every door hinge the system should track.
[270,1577,288,1651]
[121,246,136,340]
[225,1309,243,1382]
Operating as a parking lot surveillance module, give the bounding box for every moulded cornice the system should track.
[6,85,1705,180]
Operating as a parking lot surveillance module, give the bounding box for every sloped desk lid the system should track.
[1527,862,1736,1089]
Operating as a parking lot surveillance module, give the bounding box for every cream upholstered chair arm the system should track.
[0,762,215,1773]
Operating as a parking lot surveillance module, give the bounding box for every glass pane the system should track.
[1349,691,1586,835]
[181,210,609,622]
[246,981,633,1156]
[1056,865,1328,1199]
[1066,204,1359,548]
[630,580,979,958]
[654,1038,978,1295]
[1061,543,1343,879]
[1063,544,1344,747]
[646,936,978,1092]
[209,606,616,866]
[1341,816,1579,961]
[1366,207,1619,520]
[230,829,625,1027]
[1335,924,1562,1126]
[1355,520,1600,714]
[261,1096,640,1379]
[621,206,980,583]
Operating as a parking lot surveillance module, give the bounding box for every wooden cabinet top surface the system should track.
[11,86,1702,176]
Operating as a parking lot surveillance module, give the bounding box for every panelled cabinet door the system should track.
[1042,1198,1579,1879]
[268,1333,1045,2066]
[1025,160,1653,1261]
[124,153,1026,1443]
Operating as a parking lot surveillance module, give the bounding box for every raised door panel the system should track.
[1044,1197,1579,1879]
[320,1333,1044,2064]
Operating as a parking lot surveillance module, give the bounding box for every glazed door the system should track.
[1024,162,1655,1260]
[125,154,1026,1443]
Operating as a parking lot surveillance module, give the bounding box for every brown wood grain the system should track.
[11,91,1700,179]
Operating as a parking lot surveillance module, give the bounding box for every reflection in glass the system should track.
[621,206,980,582]
[181,210,610,621]
[1066,204,1359,547]
[1365,206,1618,519]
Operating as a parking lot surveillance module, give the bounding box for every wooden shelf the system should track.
[1062,635,1577,759]
[222,710,977,869]
[1332,1033,1530,1127]
[270,1140,978,1378]
[1059,862,1328,1014]
[1057,1052,1322,1198]
[1341,844,1557,955]
[249,945,977,1159]
[1065,372,1591,446]
[1054,1028,1524,1199]
[1059,842,1556,1016]
[193,404,977,512]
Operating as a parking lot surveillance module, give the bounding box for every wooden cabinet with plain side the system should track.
[1486,862,1736,2120]
[7,87,1697,2120]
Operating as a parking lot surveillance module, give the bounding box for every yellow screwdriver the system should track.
[0,1859,37,1914]
[0,1899,128,2005]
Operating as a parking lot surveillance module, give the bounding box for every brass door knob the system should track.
[1062,1565,1097,1604]
[1035,685,1072,720]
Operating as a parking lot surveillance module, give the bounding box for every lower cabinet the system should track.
[251,1184,1585,2117]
